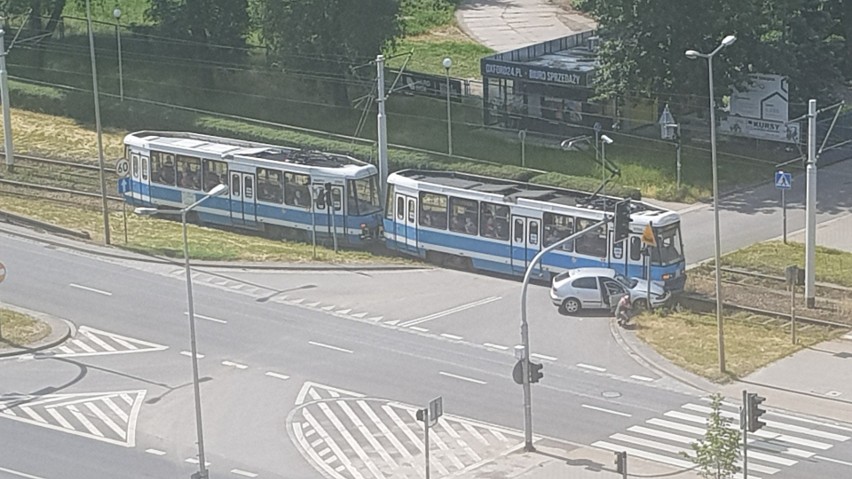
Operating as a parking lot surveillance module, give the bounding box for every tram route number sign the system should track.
[0,262,6,284]
[115,158,130,178]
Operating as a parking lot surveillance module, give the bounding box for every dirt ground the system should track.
[686,268,852,326]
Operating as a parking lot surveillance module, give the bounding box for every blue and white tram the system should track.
[383,170,686,291]
[119,131,382,245]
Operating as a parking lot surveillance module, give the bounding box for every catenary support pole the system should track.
[376,55,389,206]
[86,0,111,245]
[805,99,817,308]
[0,24,14,170]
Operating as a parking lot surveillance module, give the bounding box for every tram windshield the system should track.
[650,223,684,266]
[347,175,381,215]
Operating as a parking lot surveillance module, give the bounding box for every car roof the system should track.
[568,267,617,278]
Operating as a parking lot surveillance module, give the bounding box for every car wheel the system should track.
[560,297,581,315]
[633,298,648,311]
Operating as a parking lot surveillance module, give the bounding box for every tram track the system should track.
[0,153,122,202]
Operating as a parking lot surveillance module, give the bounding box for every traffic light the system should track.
[529,362,544,383]
[613,199,631,243]
[614,451,627,476]
[746,393,767,432]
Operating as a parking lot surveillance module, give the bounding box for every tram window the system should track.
[543,212,574,251]
[131,154,139,178]
[385,185,395,219]
[231,174,241,196]
[142,157,148,180]
[419,192,447,229]
[407,199,415,222]
[244,176,254,199]
[347,177,381,216]
[202,159,228,190]
[575,218,607,258]
[514,218,524,242]
[613,239,624,260]
[176,155,201,190]
[257,168,283,203]
[152,152,176,186]
[528,221,539,245]
[397,197,404,220]
[449,197,478,235]
[630,236,642,261]
[480,202,509,241]
[284,172,310,208]
[331,188,342,211]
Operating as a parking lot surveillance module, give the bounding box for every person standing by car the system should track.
[615,293,632,326]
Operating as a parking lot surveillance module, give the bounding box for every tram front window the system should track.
[347,175,381,215]
[650,224,684,265]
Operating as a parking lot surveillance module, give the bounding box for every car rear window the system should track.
[554,271,572,282]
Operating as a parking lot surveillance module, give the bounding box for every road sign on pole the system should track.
[775,170,792,190]
[641,224,656,246]
[428,396,443,427]
[0,261,6,283]
[115,158,130,177]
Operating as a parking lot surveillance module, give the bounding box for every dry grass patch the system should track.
[1,108,125,161]
[634,310,838,382]
[721,241,852,288]
[0,308,51,348]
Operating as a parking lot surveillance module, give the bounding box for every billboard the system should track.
[721,116,800,144]
[724,73,798,143]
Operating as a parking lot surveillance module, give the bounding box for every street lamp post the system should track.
[600,134,613,185]
[686,34,736,374]
[85,0,111,245]
[442,57,453,156]
[134,184,229,479]
[114,7,124,102]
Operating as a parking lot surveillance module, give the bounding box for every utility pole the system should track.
[805,99,816,308]
[0,22,14,170]
[86,0,111,245]
[375,54,389,206]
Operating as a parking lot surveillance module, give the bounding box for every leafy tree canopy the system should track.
[684,394,742,479]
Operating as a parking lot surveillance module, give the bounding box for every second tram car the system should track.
[383,170,686,291]
[119,131,382,246]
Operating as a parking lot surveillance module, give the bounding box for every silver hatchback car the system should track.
[550,267,670,315]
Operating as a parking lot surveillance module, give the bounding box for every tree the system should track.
[575,0,844,106]
[684,394,741,479]
[1,0,66,35]
[145,0,250,59]
[253,0,401,105]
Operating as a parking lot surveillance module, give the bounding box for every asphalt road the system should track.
[3,231,852,479]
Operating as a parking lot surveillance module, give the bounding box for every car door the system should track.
[600,278,628,309]
[571,276,601,309]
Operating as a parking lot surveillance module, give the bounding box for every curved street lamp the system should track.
[685,34,736,374]
[135,183,229,479]
[442,57,453,156]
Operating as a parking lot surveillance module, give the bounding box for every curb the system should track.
[0,222,425,272]
[0,303,73,358]
[609,316,715,394]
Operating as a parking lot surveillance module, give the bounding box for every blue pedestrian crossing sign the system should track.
[775,171,792,190]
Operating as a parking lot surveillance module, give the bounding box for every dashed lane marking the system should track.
[439,371,487,385]
[308,341,353,354]
[69,283,112,296]
[265,372,290,381]
[576,363,607,372]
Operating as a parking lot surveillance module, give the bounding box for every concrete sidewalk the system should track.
[456,0,596,52]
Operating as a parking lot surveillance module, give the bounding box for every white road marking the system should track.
[438,417,482,462]
[20,406,46,423]
[350,312,368,318]
[180,351,204,359]
[439,371,487,385]
[630,375,655,382]
[315,402,385,479]
[184,458,211,466]
[85,402,125,439]
[67,405,103,437]
[71,339,97,354]
[308,341,353,354]
[335,309,352,315]
[483,343,509,350]
[581,404,632,417]
[69,283,112,296]
[358,401,415,462]
[766,411,852,433]
[383,320,399,326]
[145,449,166,455]
[409,326,429,332]
[0,466,47,479]
[683,403,849,441]
[367,316,384,322]
[593,440,696,469]
[531,353,557,361]
[82,330,117,352]
[440,333,463,340]
[404,408,465,470]
[337,400,398,468]
[576,363,606,372]
[46,408,74,430]
[462,421,490,446]
[400,296,502,327]
[815,455,852,467]
[295,420,354,479]
[230,469,258,477]
[265,372,290,380]
[222,361,248,370]
[185,312,227,324]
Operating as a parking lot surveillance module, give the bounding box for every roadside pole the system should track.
[519,129,526,167]
[0,24,14,170]
[742,390,749,479]
[417,397,442,479]
[782,188,787,244]
[375,55,389,206]
[423,408,430,479]
[805,99,816,308]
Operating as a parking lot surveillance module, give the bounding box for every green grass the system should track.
[635,309,837,382]
[400,0,461,36]
[0,308,51,348]
[387,38,492,79]
[721,241,852,288]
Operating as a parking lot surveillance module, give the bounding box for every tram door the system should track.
[511,216,541,274]
[229,171,257,225]
[393,193,417,253]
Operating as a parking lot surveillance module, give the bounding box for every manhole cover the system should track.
[602,391,621,398]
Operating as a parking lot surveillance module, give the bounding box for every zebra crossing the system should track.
[593,399,851,478]
[49,326,168,357]
[291,382,523,479]
[0,390,146,447]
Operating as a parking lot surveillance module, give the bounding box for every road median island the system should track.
[0,308,51,349]
[634,309,838,383]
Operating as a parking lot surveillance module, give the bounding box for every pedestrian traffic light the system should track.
[747,393,767,432]
[614,451,627,475]
[613,199,631,243]
[529,361,543,383]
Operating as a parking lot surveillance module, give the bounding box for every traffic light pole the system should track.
[520,218,608,451]
[742,389,749,479]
